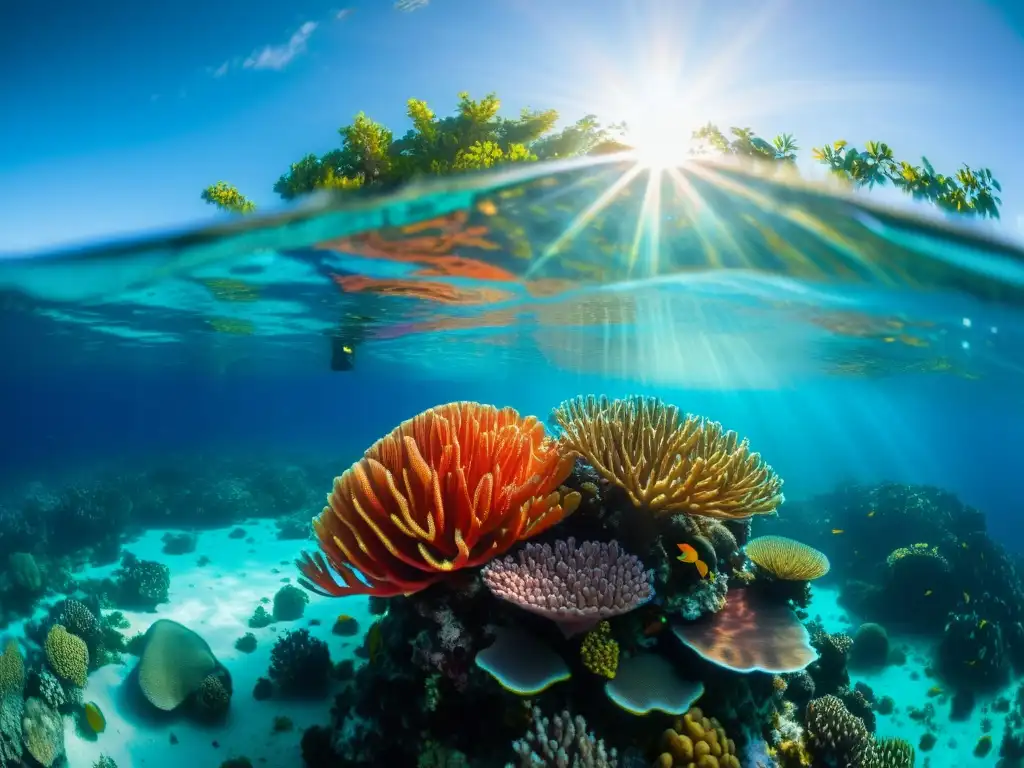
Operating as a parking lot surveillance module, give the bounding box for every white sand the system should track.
[810,584,1018,766]
[49,522,370,768]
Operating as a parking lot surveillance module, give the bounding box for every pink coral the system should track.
[481,538,653,637]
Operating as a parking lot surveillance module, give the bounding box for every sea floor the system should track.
[809,585,1016,767]
[44,522,370,768]
[15,523,1016,767]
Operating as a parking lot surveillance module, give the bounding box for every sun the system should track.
[609,83,697,170]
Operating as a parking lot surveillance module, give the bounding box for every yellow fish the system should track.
[867,510,876,518]
[924,590,933,596]
[962,542,969,550]
[366,621,383,665]
[978,620,988,630]
[967,659,977,666]
[832,529,845,535]
[963,592,971,604]
[84,702,106,734]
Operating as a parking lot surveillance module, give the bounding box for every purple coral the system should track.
[481,538,653,637]
[509,706,618,768]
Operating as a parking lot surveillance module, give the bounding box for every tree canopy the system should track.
[202,91,1002,220]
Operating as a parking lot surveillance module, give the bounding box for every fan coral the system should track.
[135,619,218,711]
[580,621,619,679]
[509,706,618,768]
[805,694,873,765]
[481,538,653,636]
[656,706,740,768]
[299,402,580,597]
[744,536,830,581]
[45,625,89,687]
[553,395,783,520]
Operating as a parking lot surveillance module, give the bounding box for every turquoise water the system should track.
[1,157,1023,768]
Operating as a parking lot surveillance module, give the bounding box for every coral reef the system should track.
[268,629,332,698]
[655,706,740,768]
[509,706,618,767]
[133,619,223,715]
[113,552,170,610]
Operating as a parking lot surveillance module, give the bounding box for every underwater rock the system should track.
[268,629,332,698]
[161,532,197,555]
[272,584,309,621]
[849,622,890,670]
[113,552,170,611]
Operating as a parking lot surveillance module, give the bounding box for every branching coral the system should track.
[553,395,783,520]
[509,706,618,768]
[299,402,580,597]
[744,536,830,581]
[805,694,873,765]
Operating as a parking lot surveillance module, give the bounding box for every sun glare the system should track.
[612,81,696,170]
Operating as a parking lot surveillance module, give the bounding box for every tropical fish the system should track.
[962,542,969,549]
[84,702,106,734]
[643,615,667,637]
[924,590,933,596]
[963,591,971,604]
[832,529,844,535]
[978,619,988,630]
[676,543,711,579]
[366,621,383,665]
[867,510,876,518]
[967,659,977,666]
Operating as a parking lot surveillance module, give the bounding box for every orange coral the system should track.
[298,402,580,597]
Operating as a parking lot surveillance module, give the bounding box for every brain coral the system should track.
[553,395,783,520]
[136,620,218,711]
[45,625,89,687]
[0,639,24,694]
[22,697,64,767]
[656,706,740,768]
[744,536,830,581]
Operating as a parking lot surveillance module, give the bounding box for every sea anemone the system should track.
[298,402,580,597]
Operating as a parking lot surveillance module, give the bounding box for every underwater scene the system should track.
[3,1,1024,767]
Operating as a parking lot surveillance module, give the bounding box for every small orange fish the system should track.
[676,544,711,580]
[832,529,844,535]
[676,543,699,564]
[643,616,667,637]
[924,590,933,596]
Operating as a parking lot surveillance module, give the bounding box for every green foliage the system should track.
[203,91,1001,220]
[200,182,256,214]
[811,140,1002,219]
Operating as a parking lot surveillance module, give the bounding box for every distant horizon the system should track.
[3,0,1022,252]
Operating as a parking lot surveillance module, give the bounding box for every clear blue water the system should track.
[1,157,1023,767]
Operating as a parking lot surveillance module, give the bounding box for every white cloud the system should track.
[243,21,318,71]
[394,0,428,10]
[211,61,230,78]
[335,8,354,20]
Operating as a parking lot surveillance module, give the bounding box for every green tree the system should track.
[200,182,256,214]
[203,93,1002,220]
[811,140,1001,219]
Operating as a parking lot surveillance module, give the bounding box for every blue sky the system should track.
[2,0,1022,252]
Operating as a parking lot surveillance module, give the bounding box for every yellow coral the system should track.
[745,536,830,581]
[553,395,783,520]
[656,706,741,768]
[45,625,89,687]
[886,543,947,569]
[0,638,24,693]
[772,739,813,767]
[580,621,619,679]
